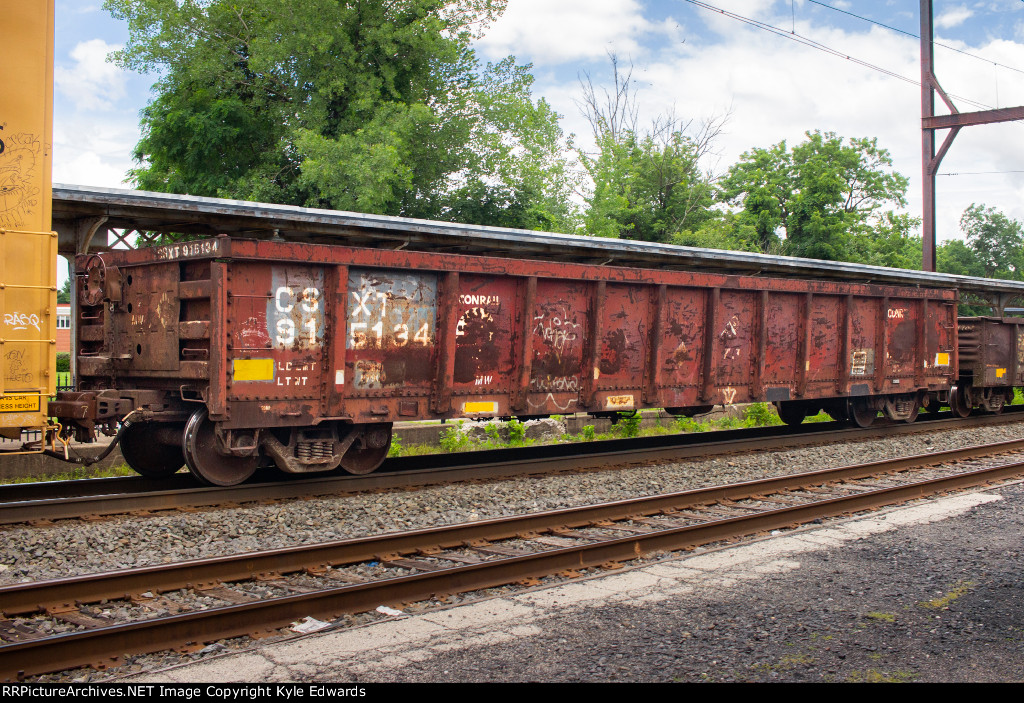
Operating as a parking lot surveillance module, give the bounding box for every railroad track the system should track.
[3,437,1024,681]
[3,408,1023,526]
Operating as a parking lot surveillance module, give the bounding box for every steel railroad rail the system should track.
[3,438,1024,680]
[3,409,1023,525]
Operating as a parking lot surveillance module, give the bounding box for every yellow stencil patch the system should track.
[232,359,275,382]
[0,394,40,413]
[997,368,1007,378]
[464,401,497,413]
[934,353,950,367]
[606,395,635,410]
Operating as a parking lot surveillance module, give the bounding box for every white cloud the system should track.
[527,10,1024,244]
[476,0,659,63]
[53,114,137,188]
[936,5,973,30]
[55,39,126,111]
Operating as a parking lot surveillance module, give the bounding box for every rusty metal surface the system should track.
[69,236,959,434]
[958,317,1024,387]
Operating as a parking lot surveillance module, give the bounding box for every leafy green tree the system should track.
[106,0,577,231]
[936,238,986,279]
[669,213,765,254]
[577,56,721,242]
[719,131,909,259]
[959,203,1024,280]
[57,277,72,304]
[847,212,922,270]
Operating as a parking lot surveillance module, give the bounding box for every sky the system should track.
[52,0,1024,254]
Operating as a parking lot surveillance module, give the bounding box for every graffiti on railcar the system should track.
[0,131,42,229]
[4,349,33,384]
[4,312,41,331]
[719,315,742,361]
[530,299,584,394]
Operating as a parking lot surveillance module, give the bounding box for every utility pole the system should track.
[920,0,1024,271]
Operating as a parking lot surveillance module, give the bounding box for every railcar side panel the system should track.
[659,286,707,402]
[884,298,919,382]
[763,293,800,391]
[807,295,841,388]
[451,274,516,411]
[849,296,879,391]
[527,280,588,415]
[715,290,755,391]
[925,301,956,388]
[592,283,652,412]
[223,262,326,417]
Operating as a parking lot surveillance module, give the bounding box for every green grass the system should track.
[388,403,790,457]
[0,462,138,485]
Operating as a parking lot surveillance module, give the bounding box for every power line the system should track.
[681,0,1003,114]
[938,170,1024,176]
[808,0,1024,78]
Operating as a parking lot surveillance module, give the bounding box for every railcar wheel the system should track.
[182,409,258,486]
[339,423,392,475]
[848,398,876,428]
[904,401,920,423]
[120,421,185,478]
[948,385,971,418]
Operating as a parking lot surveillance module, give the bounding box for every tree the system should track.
[719,131,909,259]
[106,0,577,231]
[577,56,723,242]
[936,238,985,279]
[57,277,72,304]
[959,203,1024,280]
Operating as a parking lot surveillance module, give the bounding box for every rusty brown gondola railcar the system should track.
[53,236,959,485]
[949,316,1024,416]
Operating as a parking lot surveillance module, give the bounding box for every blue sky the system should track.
[52,1,1024,252]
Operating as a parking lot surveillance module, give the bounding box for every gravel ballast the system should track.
[4,420,1024,585]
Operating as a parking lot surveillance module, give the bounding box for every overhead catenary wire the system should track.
[808,0,1024,78]
[681,0,1011,114]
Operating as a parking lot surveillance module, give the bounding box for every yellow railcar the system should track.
[0,1,58,448]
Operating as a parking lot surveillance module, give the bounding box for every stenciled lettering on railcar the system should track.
[346,271,437,350]
[887,308,907,319]
[458,294,501,306]
[265,267,326,354]
[274,286,322,347]
[154,240,220,261]
[850,348,874,376]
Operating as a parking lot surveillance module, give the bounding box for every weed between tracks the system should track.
[0,463,135,485]
[390,402,794,457]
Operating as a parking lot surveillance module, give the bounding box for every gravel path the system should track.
[355,481,1024,683]
[4,419,1024,585]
